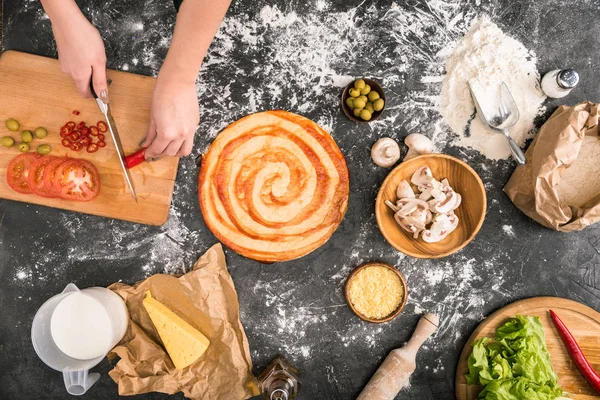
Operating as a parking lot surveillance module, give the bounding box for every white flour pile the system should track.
[440,17,546,160]
[556,136,600,207]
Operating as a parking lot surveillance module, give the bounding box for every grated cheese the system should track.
[347,265,404,320]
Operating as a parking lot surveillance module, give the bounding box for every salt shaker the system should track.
[541,69,579,98]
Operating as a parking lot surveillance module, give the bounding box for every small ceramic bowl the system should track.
[344,262,408,323]
[376,154,486,259]
[341,78,386,123]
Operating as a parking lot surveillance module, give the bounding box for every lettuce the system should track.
[466,315,563,399]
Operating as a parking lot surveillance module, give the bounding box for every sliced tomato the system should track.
[66,121,76,129]
[97,141,106,148]
[53,159,101,201]
[86,143,98,153]
[7,153,42,194]
[89,126,99,136]
[97,121,108,133]
[43,157,70,197]
[27,156,58,198]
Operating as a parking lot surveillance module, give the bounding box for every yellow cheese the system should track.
[143,291,210,369]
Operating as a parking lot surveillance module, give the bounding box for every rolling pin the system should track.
[357,313,439,400]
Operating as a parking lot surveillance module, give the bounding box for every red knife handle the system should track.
[125,149,146,169]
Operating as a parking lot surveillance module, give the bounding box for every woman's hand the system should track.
[42,0,108,98]
[142,77,199,158]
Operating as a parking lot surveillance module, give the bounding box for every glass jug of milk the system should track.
[31,283,129,395]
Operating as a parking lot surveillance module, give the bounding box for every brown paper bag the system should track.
[504,101,600,231]
[106,243,259,399]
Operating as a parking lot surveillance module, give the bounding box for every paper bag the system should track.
[107,243,259,399]
[504,101,600,231]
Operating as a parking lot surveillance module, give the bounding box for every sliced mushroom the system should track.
[410,166,434,187]
[419,187,433,201]
[385,200,400,213]
[396,180,415,199]
[422,213,459,243]
[434,190,460,214]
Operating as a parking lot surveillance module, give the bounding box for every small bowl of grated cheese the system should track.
[345,262,408,323]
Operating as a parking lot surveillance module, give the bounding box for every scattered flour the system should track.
[556,136,600,207]
[502,225,515,238]
[440,17,546,160]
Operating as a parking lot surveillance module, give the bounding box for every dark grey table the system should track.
[2,1,599,399]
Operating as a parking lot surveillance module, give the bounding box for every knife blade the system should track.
[90,78,138,202]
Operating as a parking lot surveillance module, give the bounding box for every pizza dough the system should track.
[198,111,349,263]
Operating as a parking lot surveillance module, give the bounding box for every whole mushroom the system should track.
[404,133,433,161]
[371,138,400,168]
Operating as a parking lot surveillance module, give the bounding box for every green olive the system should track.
[348,88,360,98]
[34,127,48,139]
[368,91,380,101]
[360,109,372,121]
[360,84,371,95]
[365,102,374,113]
[5,119,19,132]
[373,98,385,111]
[353,98,366,109]
[345,97,355,108]
[354,79,366,91]
[357,95,367,103]
[353,108,362,117]
[37,144,52,155]
[21,130,34,143]
[1,136,15,147]
[18,142,30,152]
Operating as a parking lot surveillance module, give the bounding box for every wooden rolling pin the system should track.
[357,313,439,400]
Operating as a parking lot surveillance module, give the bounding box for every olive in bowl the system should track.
[342,78,386,122]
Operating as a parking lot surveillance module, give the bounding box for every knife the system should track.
[89,78,138,202]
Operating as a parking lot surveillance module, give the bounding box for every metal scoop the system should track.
[469,82,527,165]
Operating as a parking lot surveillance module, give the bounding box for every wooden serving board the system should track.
[456,297,600,400]
[0,51,179,225]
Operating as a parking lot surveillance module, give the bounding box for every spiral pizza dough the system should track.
[199,110,349,263]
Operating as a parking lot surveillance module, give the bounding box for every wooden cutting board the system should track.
[456,297,600,399]
[0,51,179,225]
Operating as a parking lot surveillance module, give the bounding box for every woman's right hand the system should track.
[42,0,108,98]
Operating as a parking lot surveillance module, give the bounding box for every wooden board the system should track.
[456,297,600,400]
[0,51,179,226]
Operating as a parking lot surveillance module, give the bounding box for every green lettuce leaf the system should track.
[465,315,563,399]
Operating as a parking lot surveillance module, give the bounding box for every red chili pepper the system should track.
[124,149,146,169]
[72,110,80,115]
[549,310,600,393]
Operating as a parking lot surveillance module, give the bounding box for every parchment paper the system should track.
[106,243,259,399]
[504,101,600,232]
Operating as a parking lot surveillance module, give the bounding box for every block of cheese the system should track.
[142,291,210,369]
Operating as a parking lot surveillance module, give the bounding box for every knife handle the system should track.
[125,149,146,169]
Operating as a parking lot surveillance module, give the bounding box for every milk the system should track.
[50,292,113,360]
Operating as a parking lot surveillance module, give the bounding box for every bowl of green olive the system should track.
[341,78,386,122]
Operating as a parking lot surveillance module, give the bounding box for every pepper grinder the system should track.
[258,355,301,400]
[541,69,579,98]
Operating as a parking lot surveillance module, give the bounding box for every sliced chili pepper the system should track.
[86,143,98,153]
[60,126,72,136]
[61,138,71,147]
[77,121,86,130]
[97,133,105,141]
[66,121,76,129]
[70,142,83,151]
[72,110,80,115]
[80,126,90,136]
[97,121,108,133]
[89,126,99,136]
[80,137,91,146]
[69,132,80,141]
[549,310,600,393]
[97,141,106,148]
[124,149,146,169]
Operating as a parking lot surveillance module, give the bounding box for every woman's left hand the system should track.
[142,76,199,158]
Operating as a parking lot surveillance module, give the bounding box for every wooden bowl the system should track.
[375,154,486,258]
[344,262,408,323]
[341,78,386,123]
